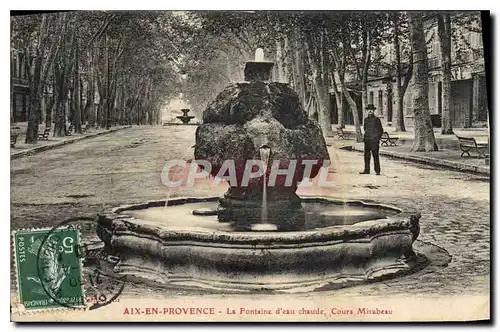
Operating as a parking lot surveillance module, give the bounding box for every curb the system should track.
[351,143,490,176]
[162,123,199,126]
[11,126,132,160]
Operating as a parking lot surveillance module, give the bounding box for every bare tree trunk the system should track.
[360,28,371,117]
[282,35,291,83]
[87,49,97,127]
[54,100,66,136]
[53,59,66,137]
[275,39,285,82]
[96,102,102,127]
[330,72,344,128]
[342,85,362,142]
[26,81,41,143]
[120,78,126,124]
[327,31,346,129]
[96,56,105,128]
[54,65,67,137]
[25,15,48,143]
[53,64,66,137]
[409,12,438,152]
[293,27,307,106]
[400,53,413,128]
[25,13,65,142]
[44,84,55,126]
[26,92,42,143]
[103,32,110,129]
[52,14,74,137]
[438,13,453,134]
[394,14,406,132]
[136,104,140,126]
[73,33,82,134]
[319,32,333,137]
[361,84,368,116]
[305,35,332,138]
[80,76,84,124]
[329,42,362,142]
[304,93,314,119]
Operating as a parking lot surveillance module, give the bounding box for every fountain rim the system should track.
[98,196,420,244]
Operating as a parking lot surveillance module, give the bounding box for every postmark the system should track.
[40,217,126,311]
[13,228,86,311]
[13,217,126,313]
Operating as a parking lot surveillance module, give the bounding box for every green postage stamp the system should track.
[13,228,86,311]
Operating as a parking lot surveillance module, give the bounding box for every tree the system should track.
[437,13,453,134]
[330,63,344,129]
[392,12,413,132]
[325,17,363,142]
[188,11,337,137]
[408,12,438,152]
[341,12,387,116]
[11,13,62,143]
[53,13,74,137]
[304,26,333,137]
[11,11,185,141]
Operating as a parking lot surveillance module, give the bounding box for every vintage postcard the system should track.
[10,10,490,322]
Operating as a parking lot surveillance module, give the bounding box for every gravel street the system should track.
[11,126,490,299]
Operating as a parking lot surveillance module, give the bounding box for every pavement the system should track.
[326,125,490,176]
[10,125,132,159]
[10,125,490,301]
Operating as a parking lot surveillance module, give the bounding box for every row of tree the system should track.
[11,11,482,151]
[11,11,187,143]
[180,11,482,151]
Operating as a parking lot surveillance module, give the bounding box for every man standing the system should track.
[360,104,383,175]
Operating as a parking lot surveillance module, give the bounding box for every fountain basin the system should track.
[96,197,420,293]
[177,109,195,124]
[176,115,195,124]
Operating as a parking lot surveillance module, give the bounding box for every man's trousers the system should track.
[363,139,381,174]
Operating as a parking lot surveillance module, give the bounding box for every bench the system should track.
[82,124,90,133]
[336,127,347,139]
[66,125,74,136]
[456,135,488,158]
[380,132,398,146]
[38,128,50,140]
[11,133,19,148]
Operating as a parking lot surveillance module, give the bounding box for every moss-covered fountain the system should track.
[96,49,423,293]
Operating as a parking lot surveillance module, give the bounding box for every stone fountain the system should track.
[176,109,195,124]
[96,49,422,293]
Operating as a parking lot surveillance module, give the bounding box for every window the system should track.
[369,91,374,105]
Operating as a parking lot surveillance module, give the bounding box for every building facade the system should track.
[11,49,30,123]
[331,12,487,129]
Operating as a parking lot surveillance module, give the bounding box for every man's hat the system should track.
[365,104,376,110]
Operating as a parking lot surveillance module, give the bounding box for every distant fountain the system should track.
[176,109,195,124]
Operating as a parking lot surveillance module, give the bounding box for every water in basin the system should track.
[121,201,399,232]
